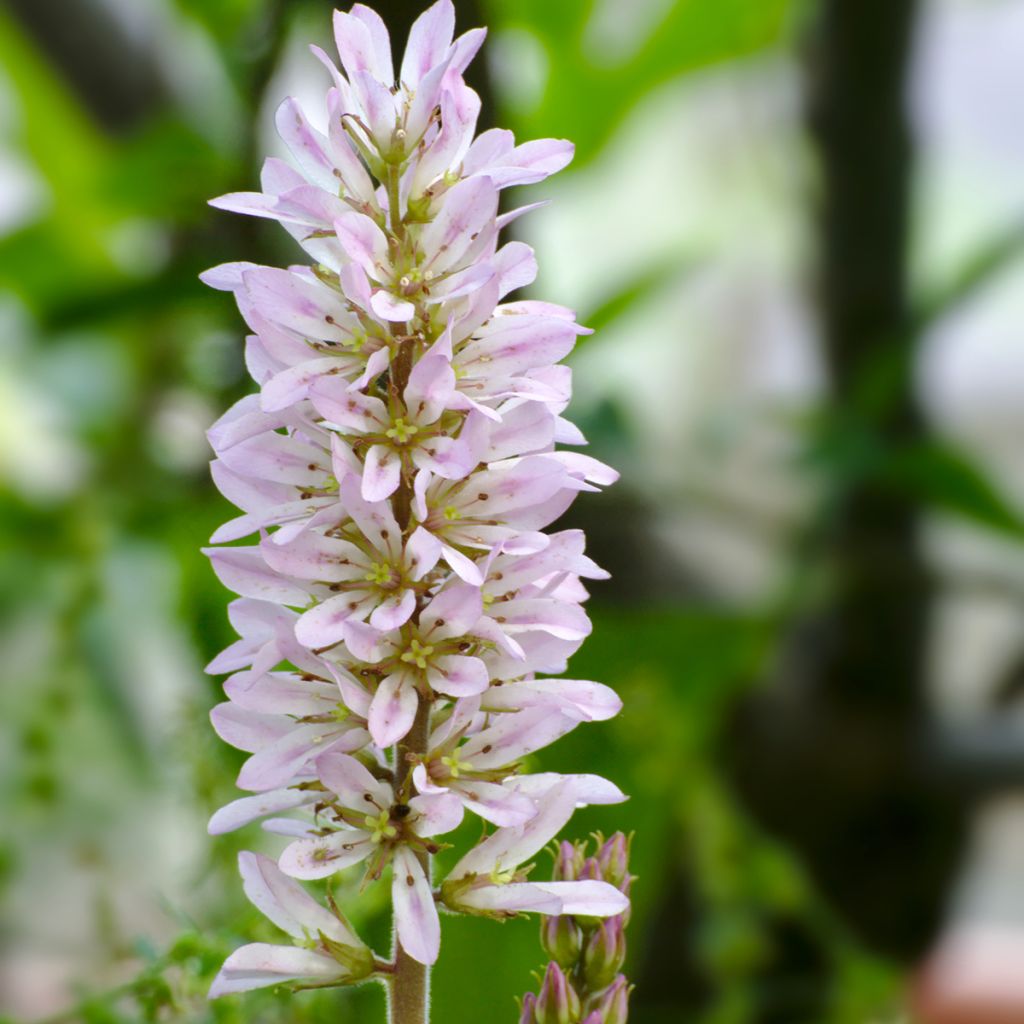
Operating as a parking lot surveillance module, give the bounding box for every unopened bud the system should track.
[580,1014,602,1024]
[535,963,580,1024]
[553,840,583,881]
[519,992,538,1024]
[588,975,629,1024]
[596,833,630,889]
[582,918,626,991]
[541,914,584,969]
[578,857,601,882]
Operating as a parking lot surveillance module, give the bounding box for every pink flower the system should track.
[208,853,373,997]
[441,780,629,919]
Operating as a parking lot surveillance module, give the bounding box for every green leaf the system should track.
[484,0,795,163]
[578,255,697,340]
[880,441,1024,538]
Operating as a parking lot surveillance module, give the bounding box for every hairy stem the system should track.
[390,697,432,1024]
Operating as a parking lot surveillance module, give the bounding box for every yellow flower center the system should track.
[385,418,419,444]
[364,809,397,844]
[440,753,471,779]
[488,864,516,886]
[364,561,393,586]
[400,638,434,669]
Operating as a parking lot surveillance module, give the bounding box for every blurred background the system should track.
[2,0,1024,1021]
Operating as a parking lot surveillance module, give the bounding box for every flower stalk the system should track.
[200,4,629,1022]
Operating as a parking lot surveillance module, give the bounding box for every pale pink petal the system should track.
[295,593,372,648]
[208,789,316,835]
[237,722,350,791]
[420,583,482,637]
[316,750,393,810]
[392,847,440,966]
[279,832,374,879]
[461,708,576,769]
[440,543,484,585]
[369,587,417,631]
[370,289,415,322]
[348,346,391,391]
[400,0,455,86]
[482,678,622,722]
[455,780,537,827]
[362,444,402,501]
[209,943,343,997]
[427,654,489,696]
[408,791,464,836]
[334,212,389,277]
[368,671,418,747]
[238,851,362,945]
[204,547,309,606]
[509,772,627,807]
[349,4,394,83]
[405,526,442,581]
[420,177,499,273]
[456,882,561,916]
[339,618,388,662]
[260,532,363,584]
[449,779,578,880]
[530,880,629,917]
[274,97,338,192]
[200,261,258,291]
[333,9,384,83]
[310,383,388,433]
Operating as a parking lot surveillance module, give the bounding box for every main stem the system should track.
[390,699,432,1024]
[386,188,430,1021]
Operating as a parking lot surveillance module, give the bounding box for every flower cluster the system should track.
[201,0,627,1000]
[519,834,633,1024]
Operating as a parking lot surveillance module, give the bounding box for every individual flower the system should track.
[276,751,462,965]
[441,780,629,919]
[208,852,373,996]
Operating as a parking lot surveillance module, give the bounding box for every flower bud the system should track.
[588,975,629,1024]
[596,833,630,889]
[541,915,584,969]
[578,857,601,882]
[553,840,583,881]
[579,1014,602,1024]
[582,918,626,991]
[535,963,580,1024]
[519,992,538,1024]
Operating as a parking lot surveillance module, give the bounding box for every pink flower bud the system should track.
[590,975,629,1024]
[542,914,584,969]
[554,840,583,881]
[596,833,630,889]
[535,963,581,1024]
[582,917,627,991]
[519,992,539,1024]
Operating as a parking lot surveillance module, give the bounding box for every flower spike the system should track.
[202,1,628,1016]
